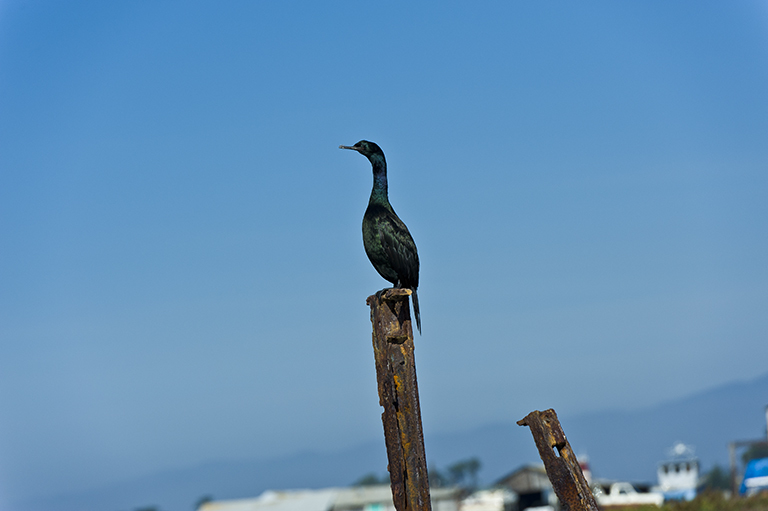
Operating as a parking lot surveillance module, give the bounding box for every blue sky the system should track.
[1,0,767,506]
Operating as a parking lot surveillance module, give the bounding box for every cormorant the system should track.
[340,140,421,334]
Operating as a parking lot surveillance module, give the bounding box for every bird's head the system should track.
[339,140,383,159]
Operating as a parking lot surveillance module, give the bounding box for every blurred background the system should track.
[1,1,767,510]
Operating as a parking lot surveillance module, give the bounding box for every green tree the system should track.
[195,495,214,510]
[447,457,482,489]
[428,465,449,488]
[701,464,730,491]
[354,473,389,486]
[741,442,768,464]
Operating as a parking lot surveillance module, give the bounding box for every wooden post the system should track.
[518,409,599,511]
[367,288,431,511]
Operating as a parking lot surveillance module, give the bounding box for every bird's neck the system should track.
[368,154,389,205]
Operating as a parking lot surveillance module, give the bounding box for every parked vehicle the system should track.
[740,457,768,496]
[594,482,664,507]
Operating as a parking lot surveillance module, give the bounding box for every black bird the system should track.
[340,140,421,334]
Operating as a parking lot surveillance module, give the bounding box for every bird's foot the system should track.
[376,287,412,301]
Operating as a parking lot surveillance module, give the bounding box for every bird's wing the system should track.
[376,211,419,288]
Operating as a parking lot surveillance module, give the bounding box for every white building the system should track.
[199,486,462,511]
[459,489,516,511]
[654,443,699,501]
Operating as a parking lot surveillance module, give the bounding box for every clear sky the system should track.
[1,0,767,505]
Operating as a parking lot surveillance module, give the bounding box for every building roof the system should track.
[200,486,461,511]
[200,489,338,511]
[494,465,551,494]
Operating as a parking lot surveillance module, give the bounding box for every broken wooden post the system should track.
[518,409,599,511]
[367,288,431,511]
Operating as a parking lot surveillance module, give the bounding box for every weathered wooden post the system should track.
[367,288,431,511]
[518,409,599,511]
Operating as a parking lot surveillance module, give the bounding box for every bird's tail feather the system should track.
[411,288,421,334]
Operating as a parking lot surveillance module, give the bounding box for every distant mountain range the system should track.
[17,372,768,511]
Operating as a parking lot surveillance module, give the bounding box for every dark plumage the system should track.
[340,140,421,334]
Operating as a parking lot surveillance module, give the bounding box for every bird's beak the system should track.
[339,145,358,151]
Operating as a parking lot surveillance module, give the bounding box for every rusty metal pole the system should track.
[518,409,599,511]
[367,288,431,511]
